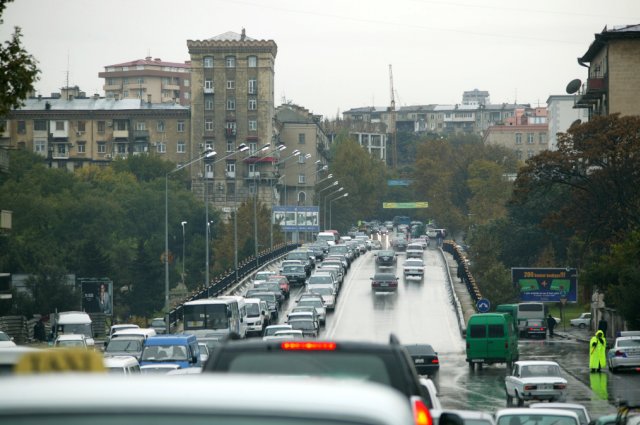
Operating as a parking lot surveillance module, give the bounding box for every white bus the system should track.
[217,295,247,338]
[517,302,548,335]
[183,297,245,339]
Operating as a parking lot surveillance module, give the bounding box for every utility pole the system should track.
[388,64,397,169]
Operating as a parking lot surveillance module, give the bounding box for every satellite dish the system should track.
[566,79,582,94]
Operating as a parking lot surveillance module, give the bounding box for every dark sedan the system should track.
[375,250,397,269]
[524,319,547,339]
[370,272,399,292]
[404,344,439,376]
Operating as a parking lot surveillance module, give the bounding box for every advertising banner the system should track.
[80,279,113,315]
[273,206,320,232]
[511,268,577,303]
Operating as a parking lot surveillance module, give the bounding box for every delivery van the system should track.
[465,313,518,370]
[53,311,95,347]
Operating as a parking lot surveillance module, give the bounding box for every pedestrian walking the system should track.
[547,314,556,338]
[589,330,607,373]
[33,318,46,342]
[598,316,608,336]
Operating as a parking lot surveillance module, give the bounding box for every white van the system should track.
[244,298,270,337]
[54,311,94,347]
[111,328,156,340]
[216,295,248,338]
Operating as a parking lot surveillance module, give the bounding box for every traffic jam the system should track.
[1,220,639,425]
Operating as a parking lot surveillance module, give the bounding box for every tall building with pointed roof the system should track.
[187,29,278,212]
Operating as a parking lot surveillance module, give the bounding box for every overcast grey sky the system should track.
[2,0,639,118]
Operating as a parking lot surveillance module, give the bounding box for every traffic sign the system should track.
[476,298,491,313]
[382,202,429,209]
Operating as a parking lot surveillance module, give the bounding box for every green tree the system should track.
[0,0,39,121]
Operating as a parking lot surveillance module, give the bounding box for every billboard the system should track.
[511,268,577,303]
[80,279,113,315]
[273,206,320,232]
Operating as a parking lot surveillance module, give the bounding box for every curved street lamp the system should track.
[323,186,343,230]
[329,192,349,229]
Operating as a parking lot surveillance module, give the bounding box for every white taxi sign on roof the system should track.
[14,349,105,374]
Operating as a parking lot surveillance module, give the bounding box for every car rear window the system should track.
[469,324,486,338]
[488,324,504,337]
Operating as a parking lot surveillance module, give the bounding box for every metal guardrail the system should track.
[437,246,466,337]
[166,242,300,331]
[443,241,483,304]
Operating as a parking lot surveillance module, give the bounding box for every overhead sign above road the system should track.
[383,202,429,209]
[387,179,414,186]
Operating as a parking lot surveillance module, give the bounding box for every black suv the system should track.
[281,264,307,287]
[203,334,435,408]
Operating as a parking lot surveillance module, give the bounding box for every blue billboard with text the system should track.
[511,267,577,303]
[273,206,320,232]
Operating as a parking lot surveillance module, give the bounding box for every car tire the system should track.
[578,323,586,329]
[516,393,524,407]
[506,392,514,407]
[469,362,475,371]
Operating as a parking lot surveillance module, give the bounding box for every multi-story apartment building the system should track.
[482,108,548,161]
[187,30,278,213]
[3,90,190,170]
[574,25,640,117]
[546,95,589,150]
[99,57,191,106]
[274,104,329,206]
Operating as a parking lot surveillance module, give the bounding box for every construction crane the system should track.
[388,64,397,169]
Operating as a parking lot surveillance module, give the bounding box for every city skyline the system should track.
[2,0,639,118]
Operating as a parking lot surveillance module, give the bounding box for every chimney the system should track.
[241,28,246,41]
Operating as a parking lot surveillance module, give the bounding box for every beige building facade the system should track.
[3,93,190,170]
[99,57,191,106]
[187,30,278,212]
[575,25,640,117]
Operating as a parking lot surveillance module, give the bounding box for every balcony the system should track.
[247,171,260,179]
[225,171,236,179]
[204,87,214,94]
[162,83,180,91]
[575,77,607,109]
[225,128,237,138]
[113,130,129,139]
[133,130,149,140]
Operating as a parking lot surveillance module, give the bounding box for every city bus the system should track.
[183,297,244,339]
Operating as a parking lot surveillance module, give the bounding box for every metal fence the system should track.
[443,241,483,305]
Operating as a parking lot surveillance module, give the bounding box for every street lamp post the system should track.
[329,192,349,229]
[181,221,187,284]
[273,149,301,245]
[318,180,338,229]
[323,186,343,230]
[165,149,216,312]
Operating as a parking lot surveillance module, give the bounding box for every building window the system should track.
[77,121,86,132]
[298,155,305,164]
[184,79,190,87]
[227,98,236,111]
[137,77,144,84]
[177,141,186,153]
[298,192,306,205]
[34,140,46,153]
[249,142,257,154]
[157,120,165,132]
[248,79,257,94]
[55,121,65,131]
[117,144,127,154]
[123,77,129,84]
[227,80,235,90]
[527,149,534,158]
[204,140,213,151]
[515,133,522,145]
[134,122,145,131]
[98,142,106,153]
[226,121,236,136]
[298,174,305,184]
[227,140,234,152]
[34,120,47,131]
[226,56,236,68]
[205,79,213,90]
[527,133,534,144]
[205,120,214,131]
[157,142,166,153]
[77,142,85,153]
[205,98,214,110]
[539,133,546,144]
[177,120,185,132]
[226,162,236,173]
[97,121,105,133]
[17,120,26,133]
[248,120,257,131]
[248,98,257,110]
[248,56,257,67]
[204,56,213,68]
[298,133,306,144]
[184,91,190,100]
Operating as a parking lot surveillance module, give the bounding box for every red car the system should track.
[267,275,290,299]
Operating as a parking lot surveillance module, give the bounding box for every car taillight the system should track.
[281,341,337,351]
[553,383,566,390]
[431,358,439,364]
[411,397,432,425]
[523,384,537,390]
[615,350,627,357]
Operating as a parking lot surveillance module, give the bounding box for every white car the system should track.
[504,360,567,406]
[0,331,16,348]
[530,403,591,425]
[54,334,89,350]
[431,410,495,425]
[403,258,425,280]
[570,312,591,328]
[496,408,579,425]
[607,331,640,373]
[0,374,417,425]
[262,324,293,340]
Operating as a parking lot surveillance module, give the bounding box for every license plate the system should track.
[380,283,388,286]
[414,358,425,364]
[472,359,484,363]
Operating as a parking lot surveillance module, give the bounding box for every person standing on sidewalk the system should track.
[547,314,556,338]
[589,330,607,372]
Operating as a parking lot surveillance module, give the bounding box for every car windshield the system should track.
[141,344,188,362]
[264,326,291,336]
[151,319,165,327]
[405,260,423,266]
[289,320,315,330]
[498,414,578,425]
[378,250,395,257]
[298,299,323,308]
[246,303,261,317]
[0,332,10,341]
[308,276,333,285]
[308,287,333,295]
[283,266,305,273]
[106,339,142,353]
[520,364,562,377]
[57,340,84,347]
